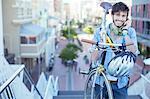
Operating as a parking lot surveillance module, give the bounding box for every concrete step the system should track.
[53,95,90,99]
[58,91,84,95]
[54,91,142,99]
[128,95,142,99]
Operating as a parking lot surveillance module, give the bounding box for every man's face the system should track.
[112,11,128,27]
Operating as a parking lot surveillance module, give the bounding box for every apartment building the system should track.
[2,0,59,74]
[131,0,150,58]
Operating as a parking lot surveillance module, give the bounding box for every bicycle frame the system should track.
[84,64,113,99]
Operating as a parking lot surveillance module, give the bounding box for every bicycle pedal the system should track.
[79,69,89,75]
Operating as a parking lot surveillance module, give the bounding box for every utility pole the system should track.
[67,16,71,41]
[64,3,71,41]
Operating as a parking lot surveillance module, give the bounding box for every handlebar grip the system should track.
[125,43,133,46]
[81,39,133,46]
[81,39,96,44]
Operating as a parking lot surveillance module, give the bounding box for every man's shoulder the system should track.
[128,27,136,32]
[127,27,136,36]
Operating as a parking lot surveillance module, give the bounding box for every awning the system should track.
[20,23,45,36]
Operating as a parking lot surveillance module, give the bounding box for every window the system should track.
[146,21,150,34]
[148,4,150,18]
[131,6,136,17]
[143,5,145,17]
[29,36,36,44]
[21,36,27,44]
[136,5,140,17]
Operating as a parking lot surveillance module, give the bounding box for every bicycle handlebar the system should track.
[81,39,133,47]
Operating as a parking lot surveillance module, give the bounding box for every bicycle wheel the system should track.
[84,69,113,99]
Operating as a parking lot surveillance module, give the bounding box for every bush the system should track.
[66,43,82,52]
[59,43,82,62]
[59,47,78,61]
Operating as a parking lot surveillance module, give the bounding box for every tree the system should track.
[61,27,77,40]
[59,43,82,65]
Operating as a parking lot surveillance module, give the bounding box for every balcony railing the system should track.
[0,57,58,99]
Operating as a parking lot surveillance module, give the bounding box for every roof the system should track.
[20,23,45,36]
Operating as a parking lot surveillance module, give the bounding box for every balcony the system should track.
[20,23,46,58]
[20,40,46,58]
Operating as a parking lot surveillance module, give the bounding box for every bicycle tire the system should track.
[84,69,113,99]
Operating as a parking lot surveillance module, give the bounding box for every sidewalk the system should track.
[51,34,92,91]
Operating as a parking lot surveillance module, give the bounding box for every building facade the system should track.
[131,0,150,58]
[2,0,59,75]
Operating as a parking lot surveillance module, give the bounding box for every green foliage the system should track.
[59,47,78,61]
[138,43,150,57]
[61,27,77,39]
[66,43,82,52]
[70,19,76,26]
[59,43,82,62]
[77,21,84,29]
[83,26,94,34]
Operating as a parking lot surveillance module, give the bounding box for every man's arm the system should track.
[90,28,100,61]
[122,20,139,54]
[122,28,139,54]
[90,28,103,67]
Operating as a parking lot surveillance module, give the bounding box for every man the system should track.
[91,2,139,99]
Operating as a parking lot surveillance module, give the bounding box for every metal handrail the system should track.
[24,67,43,99]
[44,75,59,98]
[140,74,150,84]
[0,65,43,99]
[0,65,25,93]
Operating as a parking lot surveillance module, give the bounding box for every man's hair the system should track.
[111,2,129,16]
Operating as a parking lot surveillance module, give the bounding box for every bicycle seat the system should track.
[100,2,112,11]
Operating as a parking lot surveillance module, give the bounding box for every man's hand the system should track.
[124,35,136,53]
[122,19,131,30]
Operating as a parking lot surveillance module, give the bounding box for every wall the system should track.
[2,0,21,61]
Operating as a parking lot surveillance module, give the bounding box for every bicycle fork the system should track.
[91,70,99,99]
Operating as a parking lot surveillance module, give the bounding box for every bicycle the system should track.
[81,39,133,99]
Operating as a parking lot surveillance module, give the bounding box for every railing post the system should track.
[0,0,4,57]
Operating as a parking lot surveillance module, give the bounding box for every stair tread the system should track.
[54,95,90,99]
[55,91,142,99]
[58,90,84,95]
[128,95,142,99]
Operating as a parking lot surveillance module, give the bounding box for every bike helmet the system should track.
[107,51,136,77]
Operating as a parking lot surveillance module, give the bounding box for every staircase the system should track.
[53,91,89,99]
[0,56,59,99]
[53,90,142,99]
